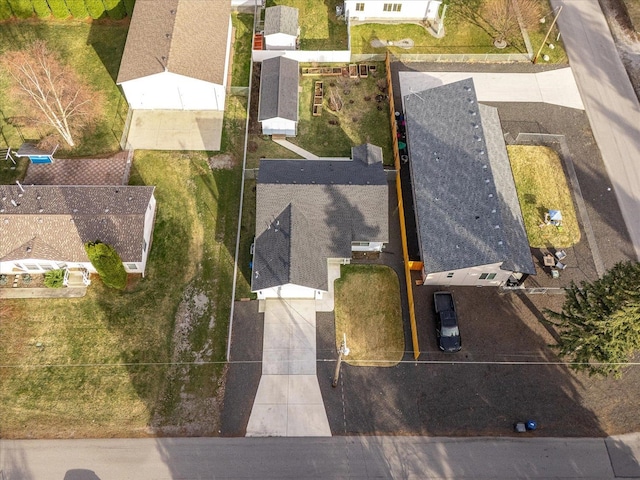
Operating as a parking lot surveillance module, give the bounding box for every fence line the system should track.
[353,52,531,63]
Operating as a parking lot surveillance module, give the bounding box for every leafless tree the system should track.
[1,40,100,147]
[450,0,542,48]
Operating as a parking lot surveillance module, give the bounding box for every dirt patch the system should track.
[208,153,235,170]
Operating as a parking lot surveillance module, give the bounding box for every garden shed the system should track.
[403,79,535,287]
[264,5,299,50]
[258,56,299,137]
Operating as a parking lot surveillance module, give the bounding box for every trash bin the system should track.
[526,420,537,431]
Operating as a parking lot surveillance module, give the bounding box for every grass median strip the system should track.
[334,264,404,367]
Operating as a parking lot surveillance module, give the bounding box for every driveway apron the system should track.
[246,299,331,437]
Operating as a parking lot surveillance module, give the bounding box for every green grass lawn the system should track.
[0,151,242,438]
[0,20,129,157]
[508,145,581,248]
[265,0,348,50]
[351,21,518,55]
[529,18,568,63]
[291,64,394,163]
[334,264,404,366]
[231,13,253,87]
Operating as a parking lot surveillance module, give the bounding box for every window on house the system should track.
[127,264,138,270]
[446,272,454,278]
[355,2,364,11]
[23,263,38,271]
[479,273,497,280]
[393,3,402,11]
[383,3,401,11]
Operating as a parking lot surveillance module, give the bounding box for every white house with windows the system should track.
[251,144,388,300]
[0,185,156,279]
[344,0,442,22]
[403,79,535,287]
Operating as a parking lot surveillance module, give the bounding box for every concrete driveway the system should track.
[122,109,223,151]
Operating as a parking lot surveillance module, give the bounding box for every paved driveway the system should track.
[123,109,223,151]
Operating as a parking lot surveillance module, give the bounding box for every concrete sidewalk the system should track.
[272,138,319,159]
[246,299,331,437]
[551,0,640,261]
[398,68,584,109]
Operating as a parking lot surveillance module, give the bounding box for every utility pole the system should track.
[533,6,563,64]
[332,333,350,388]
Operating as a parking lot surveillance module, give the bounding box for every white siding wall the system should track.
[265,32,297,50]
[121,72,226,111]
[422,262,511,287]
[261,117,297,136]
[0,260,96,275]
[345,0,441,21]
[256,283,324,299]
[139,194,157,277]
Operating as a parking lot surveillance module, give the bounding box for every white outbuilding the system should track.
[264,5,299,50]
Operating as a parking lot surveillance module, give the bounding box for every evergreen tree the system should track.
[65,0,88,17]
[84,240,128,290]
[33,0,52,17]
[123,0,134,16]
[47,0,71,18]
[546,261,640,378]
[102,0,125,19]
[84,0,105,19]
[7,0,34,18]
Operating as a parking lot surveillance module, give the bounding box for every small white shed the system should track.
[258,56,299,137]
[344,0,441,22]
[117,0,232,111]
[264,5,299,50]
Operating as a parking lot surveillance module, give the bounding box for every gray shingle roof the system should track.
[0,185,155,263]
[352,143,384,165]
[252,150,388,292]
[117,0,231,85]
[258,57,299,122]
[403,79,535,275]
[264,5,299,37]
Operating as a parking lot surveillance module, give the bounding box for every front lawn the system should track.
[0,20,128,157]
[265,0,348,50]
[0,152,242,438]
[334,264,404,367]
[508,145,581,248]
[291,63,394,163]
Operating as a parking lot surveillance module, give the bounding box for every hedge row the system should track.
[0,0,134,20]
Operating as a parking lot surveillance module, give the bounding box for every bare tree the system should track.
[450,0,542,48]
[1,40,100,147]
[329,87,343,112]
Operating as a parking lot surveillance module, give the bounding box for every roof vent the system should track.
[482,164,487,169]
[492,209,496,213]
[105,208,109,213]
[495,225,500,229]
[498,241,504,245]
[73,208,78,213]
[26,247,31,253]
[39,208,44,213]
[10,199,17,207]
[485,179,490,184]
[0,208,4,213]
[128,196,133,201]
[488,194,493,198]
[36,195,41,200]
[3,219,8,224]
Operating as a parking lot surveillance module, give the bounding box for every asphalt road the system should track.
[2,435,639,479]
[550,0,640,261]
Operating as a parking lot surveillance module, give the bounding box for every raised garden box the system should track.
[302,67,344,76]
[349,64,358,78]
[359,64,368,78]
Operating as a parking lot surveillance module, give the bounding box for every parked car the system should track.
[433,291,462,352]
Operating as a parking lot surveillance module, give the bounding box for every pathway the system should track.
[272,138,320,159]
[398,67,584,109]
[550,0,640,261]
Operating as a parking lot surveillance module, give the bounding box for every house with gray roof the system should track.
[258,56,299,137]
[251,144,388,300]
[403,79,535,287]
[0,185,156,281]
[264,5,299,50]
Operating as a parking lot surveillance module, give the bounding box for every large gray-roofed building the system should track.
[264,5,299,37]
[403,78,534,286]
[117,0,231,85]
[258,56,299,123]
[0,185,155,266]
[252,148,388,298]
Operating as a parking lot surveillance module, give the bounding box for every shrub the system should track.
[7,0,34,18]
[65,0,88,18]
[103,0,126,19]
[0,275,8,286]
[123,0,136,16]
[48,0,71,18]
[22,274,32,285]
[84,240,127,290]
[85,0,106,19]
[44,269,65,288]
[32,0,51,18]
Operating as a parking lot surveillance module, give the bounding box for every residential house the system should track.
[403,78,535,286]
[251,144,388,300]
[0,185,156,279]
[264,5,299,50]
[117,0,232,111]
[344,0,442,22]
[258,56,299,137]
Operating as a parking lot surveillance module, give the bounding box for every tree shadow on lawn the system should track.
[318,286,612,437]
